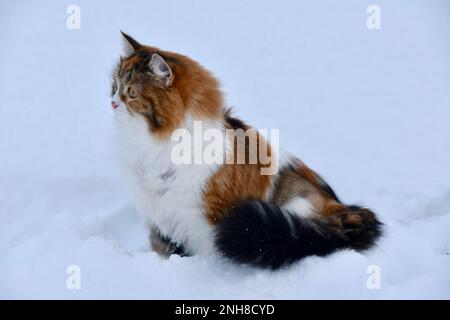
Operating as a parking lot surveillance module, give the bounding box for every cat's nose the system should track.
[111,101,119,109]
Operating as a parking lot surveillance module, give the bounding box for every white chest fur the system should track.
[115,111,223,255]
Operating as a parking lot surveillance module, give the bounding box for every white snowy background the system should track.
[1,0,449,299]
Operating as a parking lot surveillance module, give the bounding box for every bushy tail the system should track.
[214,201,382,270]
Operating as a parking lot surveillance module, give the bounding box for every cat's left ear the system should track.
[121,31,141,55]
[149,53,173,86]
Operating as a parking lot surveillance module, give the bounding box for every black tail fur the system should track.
[215,201,382,270]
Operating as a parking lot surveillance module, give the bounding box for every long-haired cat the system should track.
[111,32,382,269]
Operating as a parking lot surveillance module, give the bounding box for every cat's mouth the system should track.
[111,101,119,109]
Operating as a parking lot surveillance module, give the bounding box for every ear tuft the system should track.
[149,53,173,86]
[121,31,141,54]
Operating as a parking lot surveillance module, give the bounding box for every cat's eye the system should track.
[127,86,139,99]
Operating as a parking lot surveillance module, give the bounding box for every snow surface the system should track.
[1,0,449,299]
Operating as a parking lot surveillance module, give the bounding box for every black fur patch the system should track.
[149,109,162,129]
[159,234,190,257]
[215,200,382,270]
[215,201,347,269]
[343,205,383,251]
[134,52,151,72]
[223,108,247,130]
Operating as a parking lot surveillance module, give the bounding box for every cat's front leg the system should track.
[149,225,190,258]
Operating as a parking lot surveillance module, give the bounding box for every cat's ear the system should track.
[149,53,173,86]
[121,31,141,54]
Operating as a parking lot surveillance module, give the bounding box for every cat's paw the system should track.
[149,226,190,258]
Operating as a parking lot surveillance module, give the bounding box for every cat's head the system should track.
[111,32,223,138]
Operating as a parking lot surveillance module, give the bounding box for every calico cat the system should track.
[111,32,382,270]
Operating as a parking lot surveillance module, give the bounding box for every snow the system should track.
[1,0,449,299]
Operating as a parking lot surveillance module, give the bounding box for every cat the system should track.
[111,32,382,270]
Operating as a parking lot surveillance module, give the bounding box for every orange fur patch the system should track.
[202,125,273,225]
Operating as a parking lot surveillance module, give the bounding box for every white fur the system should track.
[111,80,127,113]
[282,197,314,218]
[114,109,225,255]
